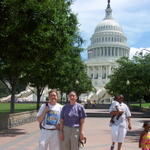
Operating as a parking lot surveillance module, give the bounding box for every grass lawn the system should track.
[0,103,37,114]
[131,103,150,108]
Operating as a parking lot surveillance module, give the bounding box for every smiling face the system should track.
[48,90,58,105]
[68,91,77,105]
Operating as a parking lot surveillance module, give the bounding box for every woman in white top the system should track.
[37,89,62,150]
[109,95,132,150]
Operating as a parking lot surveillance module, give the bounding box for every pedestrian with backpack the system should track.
[37,89,63,150]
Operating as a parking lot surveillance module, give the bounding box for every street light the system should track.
[126,80,130,105]
[75,80,80,101]
[126,80,130,86]
[75,80,79,85]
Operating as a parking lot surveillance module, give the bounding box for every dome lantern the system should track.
[104,0,112,20]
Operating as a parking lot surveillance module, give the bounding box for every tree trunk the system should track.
[10,82,16,113]
[36,87,41,110]
[10,90,15,113]
[139,98,142,109]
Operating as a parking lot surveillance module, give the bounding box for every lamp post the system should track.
[126,80,130,105]
[75,80,80,100]
[75,80,79,85]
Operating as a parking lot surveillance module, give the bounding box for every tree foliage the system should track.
[0,0,82,112]
[105,53,150,103]
[0,81,9,98]
[51,46,93,97]
[0,0,92,111]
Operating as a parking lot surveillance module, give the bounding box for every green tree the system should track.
[0,81,9,98]
[52,46,93,100]
[23,0,83,110]
[105,54,150,104]
[0,0,81,112]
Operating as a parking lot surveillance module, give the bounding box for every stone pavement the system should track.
[0,109,149,150]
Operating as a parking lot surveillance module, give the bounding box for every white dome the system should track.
[85,1,130,89]
[87,3,129,60]
[95,19,123,33]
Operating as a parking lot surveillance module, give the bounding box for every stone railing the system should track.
[84,104,110,109]
[0,110,37,130]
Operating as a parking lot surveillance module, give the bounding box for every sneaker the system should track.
[110,145,114,150]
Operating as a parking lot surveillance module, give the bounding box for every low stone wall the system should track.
[0,110,37,130]
[130,106,150,112]
[84,104,110,109]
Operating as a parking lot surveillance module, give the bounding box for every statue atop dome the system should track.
[105,0,112,19]
[107,0,110,8]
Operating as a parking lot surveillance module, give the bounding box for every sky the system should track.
[71,0,150,60]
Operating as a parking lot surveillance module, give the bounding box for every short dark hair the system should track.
[68,91,77,96]
[116,95,124,99]
[143,121,150,127]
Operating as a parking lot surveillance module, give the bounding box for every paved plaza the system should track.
[0,109,149,150]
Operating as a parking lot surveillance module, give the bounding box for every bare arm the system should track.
[127,117,132,130]
[59,119,64,140]
[37,106,49,123]
[110,110,123,116]
[59,119,64,132]
[139,131,144,148]
[79,118,85,140]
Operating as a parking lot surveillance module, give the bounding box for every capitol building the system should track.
[84,0,130,103]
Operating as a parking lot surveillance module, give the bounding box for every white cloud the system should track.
[71,0,150,48]
[130,47,150,58]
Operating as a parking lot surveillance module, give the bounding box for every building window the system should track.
[108,47,110,56]
[115,48,117,56]
[102,66,106,79]
[94,73,98,79]
[119,48,121,56]
[105,47,107,56]
[97,48,100,56]
[112,48,114,56]
[101,48,104,56]
[94,49,96,57]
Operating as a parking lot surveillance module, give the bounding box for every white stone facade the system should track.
[85,1,130,90]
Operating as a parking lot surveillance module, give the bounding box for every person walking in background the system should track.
[109,95,132,150]
[139,121,150,150]
[109,96,121,126]
[37,89,62,150]
[60,91,86,150]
